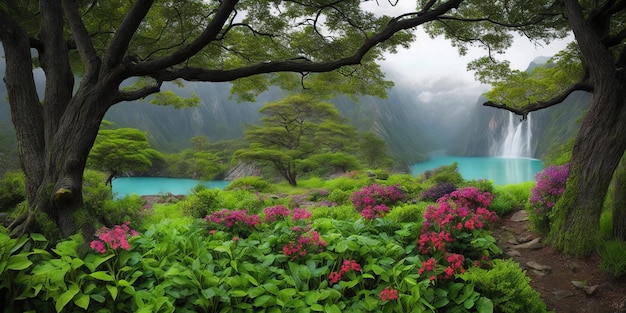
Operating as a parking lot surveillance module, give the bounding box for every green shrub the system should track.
[298,176,325,188]
[0,171,26,212]
[225,176,273,193]
[463,179,494,194]
[384,203,426,224]
[368,169,389,180]
[82,170,112,213]
[324,175,368,192]
[101,194,146,228]
[462,259,549,313]
[490,183,533,216]
[599,240,626,277]
[327,189,351,205]
[310,204,360,220]
[180,188,222,218]
[386,173,422,200]
[420,163,464,186]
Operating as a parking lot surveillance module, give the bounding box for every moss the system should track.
[34,211,61,243]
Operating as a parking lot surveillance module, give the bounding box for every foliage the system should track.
[385,203,427,225]
[310,205,361,221]
[357,131,392,169]
[598,240,626,278]
[462,259,549,313]
[0,171,25,212]
[420,163,465,187]
[87,126,164,184]
[420,183,457,202]
[180,188,222,218]
[82,170,113,214]
[490,182,533,216]
[350,184,406,220]
[236,94,359,186]
[100,195,146,229]
[225,176,273,193]
[529,164,569,234]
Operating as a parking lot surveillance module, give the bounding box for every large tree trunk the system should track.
[547,0,626,257]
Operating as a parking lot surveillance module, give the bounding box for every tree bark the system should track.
[547,0,626,256]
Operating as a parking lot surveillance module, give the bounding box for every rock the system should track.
[527,260,552,273]
[513,237,543,250]
[506,249,521,257]
[507,238,519,244]
[224,162,262,180]
[552,289,576,298]
[571,280,587,288]
[510,210,529,222]
[582,285,601,295]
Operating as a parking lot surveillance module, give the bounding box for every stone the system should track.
[507,238,519,245]
[527,260,552,273]
[571,280,587,288]
[551,289,576,298]
[506,249,521,257]
[582,285,601,295]
[513,237,543,250]
[510,210,529,222]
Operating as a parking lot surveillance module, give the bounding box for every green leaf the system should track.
[434,298,450,308]
[6,255,32,270]
[253,295,276,307]
[70,258,84,269]
[30,233,47,242]
[90,271,115,281]
[106,285,118,301]
[324,303,342,313]
[56,284,80,313]
[74,293,90,310]
[90,294,105,303]
[311,304,324,311]
[231,289,248,297]
[476,297,494,313]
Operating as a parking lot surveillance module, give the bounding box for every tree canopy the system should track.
[87,125,163,185]
[236,94,359,186]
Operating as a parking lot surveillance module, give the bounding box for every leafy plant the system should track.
[462,259,549,313]
[598,240,626,277]
[225,176,273,193]
[0,171,26,212]
[529,164,569,234]
[420,182,456,202]
[100,194,146,228]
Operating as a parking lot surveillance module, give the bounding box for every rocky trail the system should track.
[493,210,626,313]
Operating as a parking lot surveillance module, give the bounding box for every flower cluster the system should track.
[263,205,291,223]
[379,286,399,301]
[350,184,405,220]
[292,207,312,221]
[90,221,139,254]
[205,209,261,237]
[529,163,569,233]
[420,182,456,202]
[417,187,498,281]
[328,259,362,285]
[282,224,326,260]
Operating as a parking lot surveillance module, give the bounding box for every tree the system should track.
[87,125,163,185]
[0,0,466,237]
[358,131,391,169]
[433,1,626,256]
[236,94,357,186]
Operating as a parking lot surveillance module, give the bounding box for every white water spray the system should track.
[495,112,533,158]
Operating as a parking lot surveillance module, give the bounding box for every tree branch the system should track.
[113,81,163,102]
[103,0,155,70]
[62,0,101,80]
[483,81,594,116]
[135,0,464,81]
[128,0,239,74]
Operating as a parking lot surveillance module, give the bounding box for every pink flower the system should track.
[90,240,106,254]
[379,286,399,301]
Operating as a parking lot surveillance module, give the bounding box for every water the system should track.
[410,156,543,185]
[111,177,230,198]
[491,112,534,158]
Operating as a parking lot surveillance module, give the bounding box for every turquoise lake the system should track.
[111,177,230,198]
[409,156,543,185]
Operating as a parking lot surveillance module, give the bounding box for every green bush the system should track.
[0,171,26,212]
[324,175,368,192]
[180,188,222,218]
[490,183,533,216]
[463,179,494,194]
[100,194,146,228]
[82,170,112,213]
[310,204,360,220]
[386,173,422,200]
[599,240,626,277]
[420,163,464,186]
[327,189,351,206]
[462,259,549,313]
[385,203,426,224]
[225,176,273,193]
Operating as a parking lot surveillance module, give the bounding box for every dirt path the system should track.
[493,210,626,313]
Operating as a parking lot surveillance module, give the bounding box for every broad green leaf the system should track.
[324,303,342,313]
[253,295,276,308]
[56,284,80,313]
[476,297,494,313]
[90,271,114,281]
[74,293,90,310]
[7,255,32,270]
[30,233,47,242]
[107,285,118,301]
[231,289,248,297]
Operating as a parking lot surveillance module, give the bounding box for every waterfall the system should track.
[494,112,533,158]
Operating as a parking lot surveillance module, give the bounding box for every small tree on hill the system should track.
[236,94,359,186]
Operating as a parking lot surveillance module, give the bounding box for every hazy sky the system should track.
[361,1,574,107]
